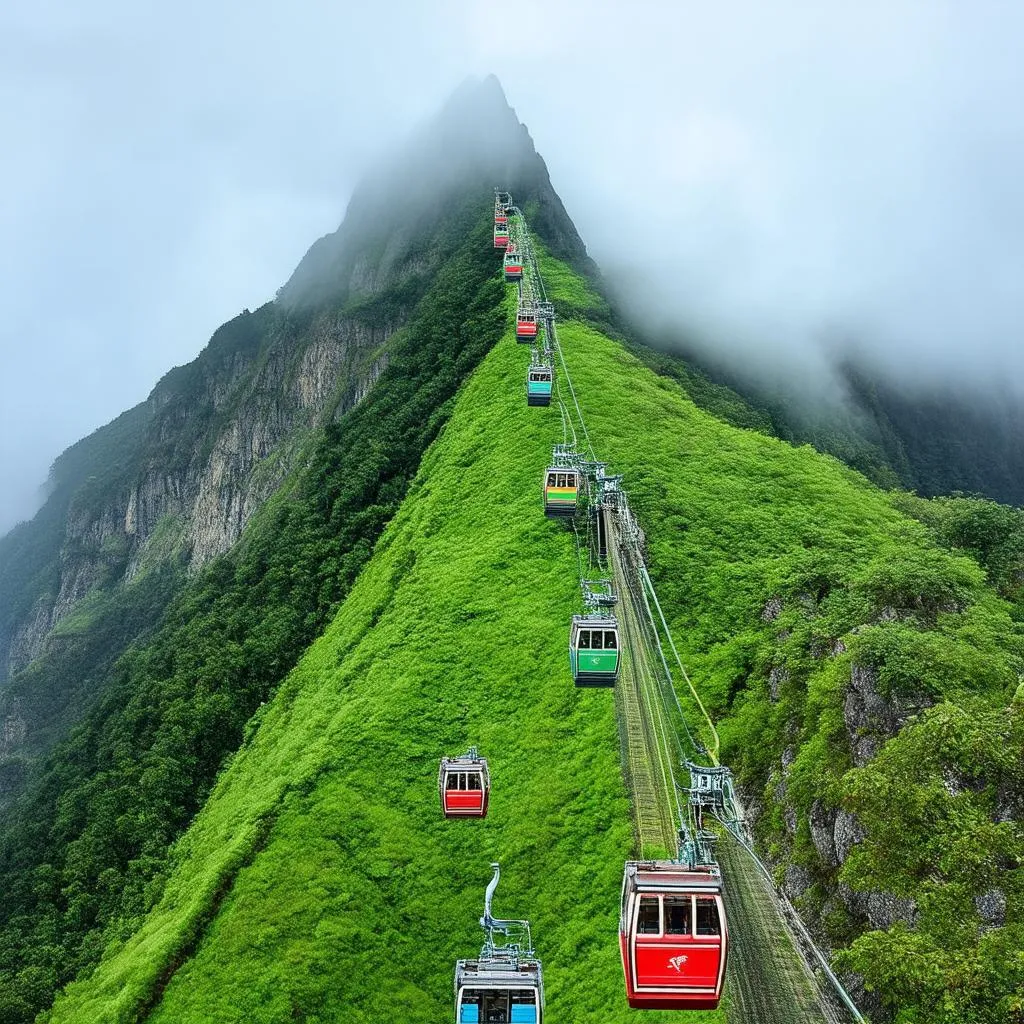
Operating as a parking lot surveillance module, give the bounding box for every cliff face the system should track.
[0,73,582,794]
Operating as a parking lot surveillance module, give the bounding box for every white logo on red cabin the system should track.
[668,955,688,972]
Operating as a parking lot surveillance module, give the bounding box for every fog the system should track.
[2,0,1022,534]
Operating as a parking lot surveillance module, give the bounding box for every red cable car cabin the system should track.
[619,862,727,1010]
[439,751,490,818]
[516,311,537,341]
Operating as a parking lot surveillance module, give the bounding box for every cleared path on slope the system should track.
[607,513,840,1024]
[609,530,682,858]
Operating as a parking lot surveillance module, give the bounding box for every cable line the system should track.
[493,190,865,1022]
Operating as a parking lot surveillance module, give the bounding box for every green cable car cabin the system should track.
[543,466,578,517]
[570,614,620,686]
[494,224,510,249]
[527,365,552,406]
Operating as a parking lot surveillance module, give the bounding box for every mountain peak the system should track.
[278,78,589,309]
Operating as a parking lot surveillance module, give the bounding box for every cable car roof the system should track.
[456,959,543,988]
[572,613,618,630]
[626,860,722,891]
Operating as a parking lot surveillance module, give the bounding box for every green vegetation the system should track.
[31,246,1022,1023]
[1,183,1021,1024]
[45,290,681,1024]
[0,204,509,1024]
[541,252,1023,1021]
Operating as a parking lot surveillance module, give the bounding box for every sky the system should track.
[1,0,1022,534]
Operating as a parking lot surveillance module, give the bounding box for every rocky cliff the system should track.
[0,73,584,797]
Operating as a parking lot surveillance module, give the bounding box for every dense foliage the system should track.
[0,207,507,1024]
[542,256,1024,1022]
[33,248,1023,1023]
[636,339,1024,507]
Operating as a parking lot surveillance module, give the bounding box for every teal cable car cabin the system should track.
[526,365,552,406]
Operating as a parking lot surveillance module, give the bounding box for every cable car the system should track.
[439,749,490,818]
[543,466,578,517]
[456,864,544,1024]
[456,959,543,1024]
[526,365,552,406]
[504,252,524,282]
[516,310,537,341]
[619,862,727,1010]
[570,614,620,686]
[494,225,510,249]
[494,211,508,226]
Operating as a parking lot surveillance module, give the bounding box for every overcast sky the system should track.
[1,0,1022,534]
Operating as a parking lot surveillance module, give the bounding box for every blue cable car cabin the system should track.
[526,365,552,406]
[570,614,620,686]
[456,959,544,1024]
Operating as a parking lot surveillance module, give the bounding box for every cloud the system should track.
[1,0,1022,534]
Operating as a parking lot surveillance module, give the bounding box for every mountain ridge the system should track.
[0,78,1022,1024]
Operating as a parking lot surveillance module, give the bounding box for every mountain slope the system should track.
[0,79,594,1024]
[45,287,646,1024]
[626,332,1024,507]
[0,74,587,802]
[44,237,1024,1023]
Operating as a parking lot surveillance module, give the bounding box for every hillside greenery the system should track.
[44,282,691,1024]
[0,204,509,1024]
[30,246,1023,1024]
[541,253,1024,1023]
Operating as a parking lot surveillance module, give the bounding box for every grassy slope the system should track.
[539,257,1023,1022]
[46,287,701,1024]
[48,250,1021,1023]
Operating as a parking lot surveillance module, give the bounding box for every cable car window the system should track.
[460,990,483,1023]
[446,773,459,790]
[591,632,604,650]
[547,473,556,487]
[637,895,661,934]
[604,631,617,649]
[664,895,691,935]
[483,989,510,1022]
[578,630,590,649]
[509,990,537,1023]
[696,897,721,936]
[468,772,482,790]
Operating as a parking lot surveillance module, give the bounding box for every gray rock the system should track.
[809,799,839,867]
[783,863,813,900]
[768,665,788,702]
[784,804,798,836]
[834,810,865,863]
[843,662,932,767]
[975,888,1006,927]
[865,891,918,929]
